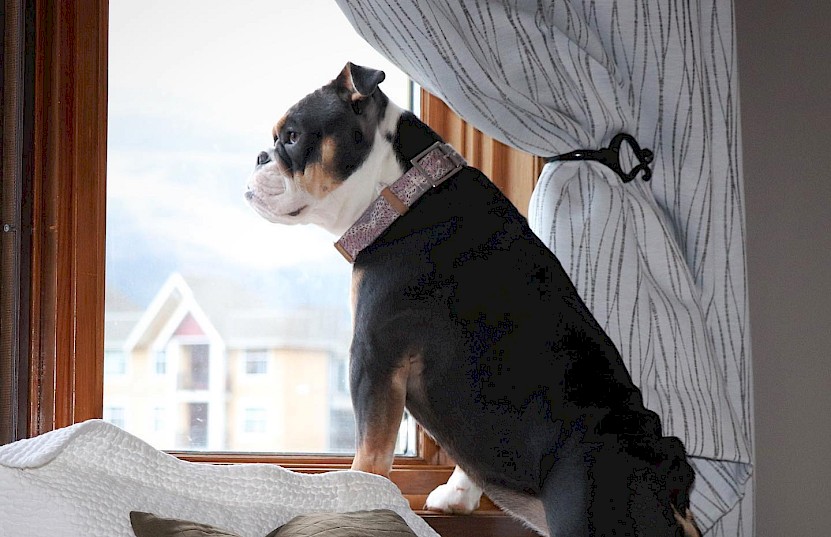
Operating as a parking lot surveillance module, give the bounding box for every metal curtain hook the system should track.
[548,133,653,183]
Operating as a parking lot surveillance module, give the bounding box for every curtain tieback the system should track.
[548,133,653,183]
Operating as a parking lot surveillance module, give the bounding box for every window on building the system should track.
[178,344,210,391]
[330,355,349,397]
[243,408,267,434]
[244,350,268,375]
[178,402,209,449]
[153,406,166,433]
[104,406,126,429]
[154,350,167,375]
[328,408,355,452]
[104,350,127,376]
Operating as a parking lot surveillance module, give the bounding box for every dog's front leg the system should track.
[425,465,483,514]
[350,360,410,478]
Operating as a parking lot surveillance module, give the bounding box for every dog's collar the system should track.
[335,141,467,263]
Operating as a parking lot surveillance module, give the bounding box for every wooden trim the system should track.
[171,453,435,467]
[419,512,538,537]
[0,0,33,445]
[420,91,544,216]
[29,0,108,436]
[171,455,512,515]
[418,427,454,466]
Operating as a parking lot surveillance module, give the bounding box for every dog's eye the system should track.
[274,131,300,146]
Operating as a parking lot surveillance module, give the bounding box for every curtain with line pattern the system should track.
[334,1,753,535]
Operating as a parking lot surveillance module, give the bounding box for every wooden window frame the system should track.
[26,2,540,536]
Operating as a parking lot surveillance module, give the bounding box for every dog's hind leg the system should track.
[539,441,689,537]
[484,486,549,537]
[537,445,594,537]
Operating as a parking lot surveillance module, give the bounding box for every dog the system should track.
[246,62,701,537]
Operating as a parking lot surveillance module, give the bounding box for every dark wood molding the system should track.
[0,0,33,445]
[28,0,108,435]
[420,512,538,537]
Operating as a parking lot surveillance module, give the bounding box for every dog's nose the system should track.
[244,189,254,201]
[257,151,271,166]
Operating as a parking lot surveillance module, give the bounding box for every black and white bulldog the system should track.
[245,62,701,537]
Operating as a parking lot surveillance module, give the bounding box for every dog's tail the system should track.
[650,436,702,537]
[619,433,700,536]
[598,409,702,535]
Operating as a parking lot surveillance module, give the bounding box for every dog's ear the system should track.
[336,62,386,102]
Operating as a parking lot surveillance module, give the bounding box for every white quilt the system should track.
[0,420,439,537]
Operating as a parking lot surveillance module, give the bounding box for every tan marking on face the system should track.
[295,136,339,199]
[321,136,337,166]
[272,114,287,142]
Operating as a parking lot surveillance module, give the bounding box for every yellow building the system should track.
[103,273,353,453]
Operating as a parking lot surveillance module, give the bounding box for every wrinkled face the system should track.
[245,63,389,232]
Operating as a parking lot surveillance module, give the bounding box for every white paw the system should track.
[424,467,483,514]
[424,483,481,514]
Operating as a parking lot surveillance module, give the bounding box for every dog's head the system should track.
[246,62,405,235]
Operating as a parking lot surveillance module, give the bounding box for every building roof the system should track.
[104,286,144,348]
[106,272,350,352]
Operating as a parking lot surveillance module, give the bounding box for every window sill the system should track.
[174,455,537,537]
[417,512,537,537]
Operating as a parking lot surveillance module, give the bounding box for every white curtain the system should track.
[334,1,754,535]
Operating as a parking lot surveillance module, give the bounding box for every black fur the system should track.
[255,62,699,536]
[349,107,697,536]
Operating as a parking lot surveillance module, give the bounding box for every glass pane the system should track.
[104,0,418,455]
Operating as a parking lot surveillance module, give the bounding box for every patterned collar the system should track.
[335,141,467,263]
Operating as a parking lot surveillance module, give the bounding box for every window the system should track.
[154,349,167,375]
[24,2,540,535]
[330,355,349,397]
[102,0,416,455]
[178,344,210,391]
[326,409,355,452]
[243,408,267,434]
[104,406,126,429]
[153,406,166,433]
[179,402,209,449]
[104,350,127,376]
[244,350,268,375]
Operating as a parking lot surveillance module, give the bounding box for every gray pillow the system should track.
[129,509,418,537]
[266,510,418,537]
[129,511,241,537]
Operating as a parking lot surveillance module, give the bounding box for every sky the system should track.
[106,0,412,307]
